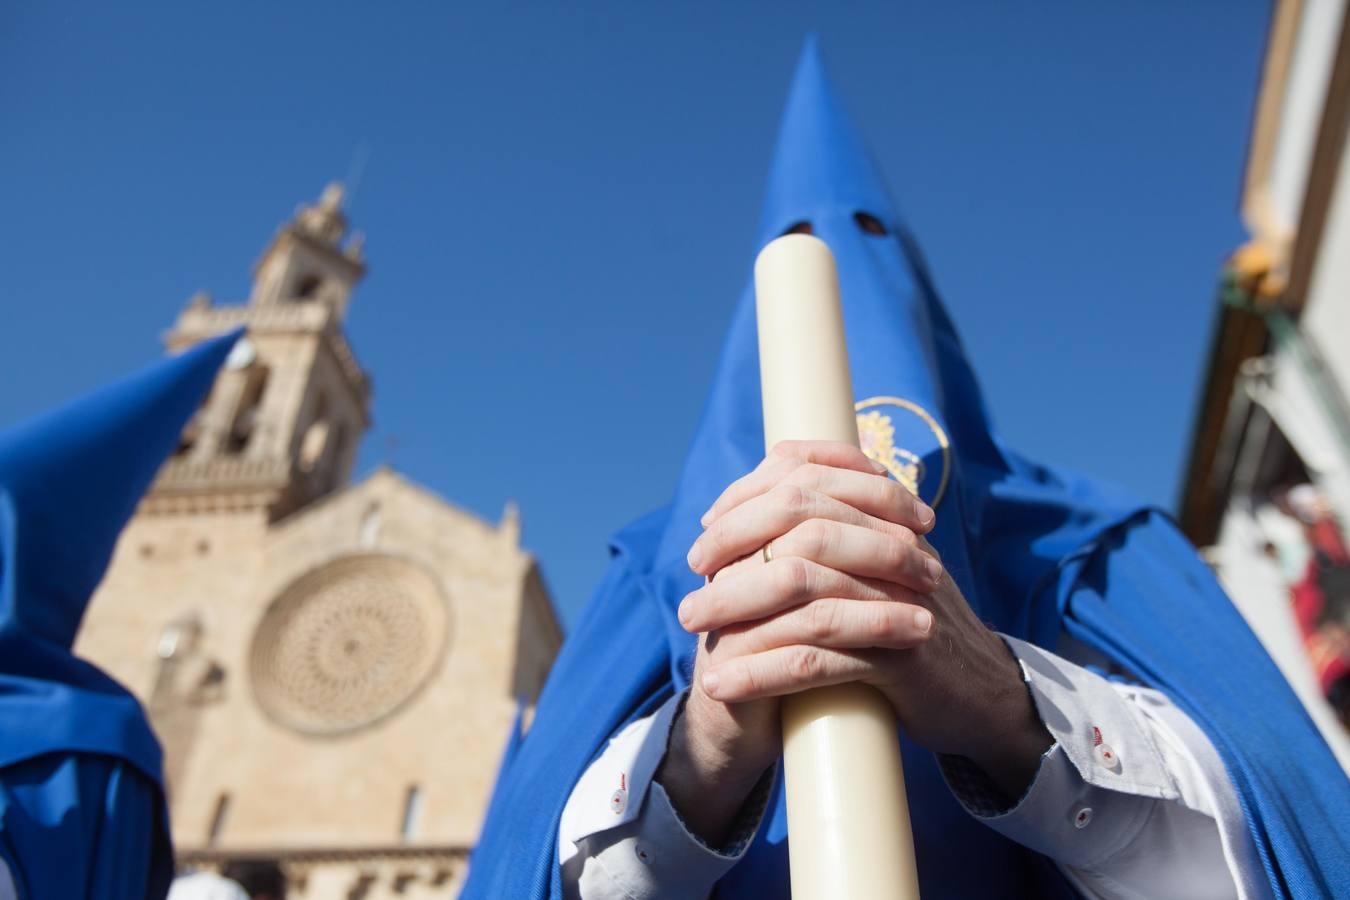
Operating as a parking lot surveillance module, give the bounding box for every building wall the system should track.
[77,508,267,713]
[80,468,543,851]
[78,467,559,897]
[1302,112,1350,396]
[1267,0,1346,235]
[1179,0,1350,773]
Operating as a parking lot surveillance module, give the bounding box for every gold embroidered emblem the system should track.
[855,396,951,508]
[857,411,925,496]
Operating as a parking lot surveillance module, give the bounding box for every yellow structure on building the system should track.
[75,185,563,897]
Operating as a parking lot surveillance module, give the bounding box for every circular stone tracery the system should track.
[250,554,449,736]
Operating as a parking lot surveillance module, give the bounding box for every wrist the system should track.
[656,690,776,846]
[682,687,779,781]
[965,642,1053,798]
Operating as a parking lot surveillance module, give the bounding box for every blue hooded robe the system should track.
[465,40,1348,899]
[0,332,239,899]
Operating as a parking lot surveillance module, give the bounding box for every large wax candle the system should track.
[755,234,920,900]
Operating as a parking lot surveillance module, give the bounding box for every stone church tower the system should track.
[75,186,563,898]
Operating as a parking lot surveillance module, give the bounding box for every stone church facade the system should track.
[75,186,563,898]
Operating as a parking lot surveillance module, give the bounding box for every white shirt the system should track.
[559,635,1272,900]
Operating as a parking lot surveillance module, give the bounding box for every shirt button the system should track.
[1094,742,1121,771]
[1073,807,1093,829]
[610,788,628,815]
[634,842,653,864]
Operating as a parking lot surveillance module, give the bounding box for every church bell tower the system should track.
[77,184,562,896]
[151,183,371,520]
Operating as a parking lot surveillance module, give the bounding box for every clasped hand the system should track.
[657,441,1050,844]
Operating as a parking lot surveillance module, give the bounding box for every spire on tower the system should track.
[294,182,349,246]
[248,183,367,315]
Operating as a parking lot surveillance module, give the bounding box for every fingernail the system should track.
[924,557,943,585]
[678,597,693,627]
[702,670,721,696]
[914,608,933,635]
[687,544,703,572]
[871,459,889,476]
[700,509,713,527]
[918,503,935,529]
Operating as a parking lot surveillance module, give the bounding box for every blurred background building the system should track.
[1181,0,1350,767]
[75,186,563,898]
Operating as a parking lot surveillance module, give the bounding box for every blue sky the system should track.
[1,3,1268,625]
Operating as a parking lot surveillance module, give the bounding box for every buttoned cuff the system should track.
[560,691,774,899]
[559,693,686,866]
[940,636,1179,869]
[944,743,1161,869]
[585,772,771,899]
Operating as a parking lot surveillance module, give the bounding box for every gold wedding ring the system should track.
[762,541,775,564]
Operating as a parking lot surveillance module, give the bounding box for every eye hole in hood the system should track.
[782,220,814,236]
[854,211,888,236]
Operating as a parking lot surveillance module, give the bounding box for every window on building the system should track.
[331,422,349,466]
[400,785,422,841]
[299,421,330,472]
[224,370,269,456]
[299,393,333,473]
[359,502,382,548]
[207,793,231,845]
[175,413,202,457]
[157,615,201,660]
[294,274,323,300]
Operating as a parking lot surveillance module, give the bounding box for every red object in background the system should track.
[1291,516,1350,699]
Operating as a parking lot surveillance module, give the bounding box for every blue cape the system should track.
[0,332,238,899]
[465,40,1348,899]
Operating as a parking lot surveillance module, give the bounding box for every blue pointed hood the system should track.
[0,330,239,651]
[756,36,898,243]
[0,329,238,782]
[0,331,237,897]
[651,39,1073,628]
